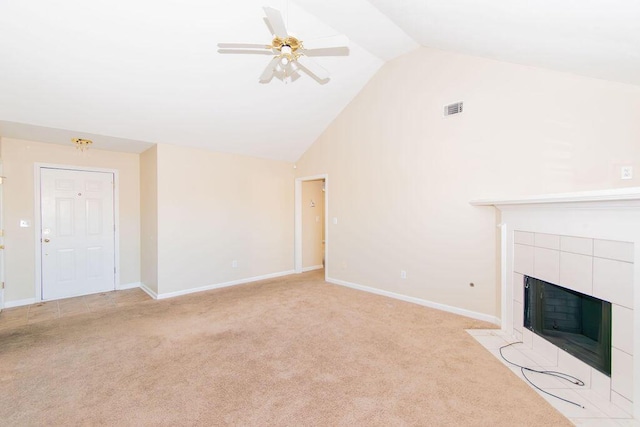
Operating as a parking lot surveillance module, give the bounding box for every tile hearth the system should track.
[468,329,638,426]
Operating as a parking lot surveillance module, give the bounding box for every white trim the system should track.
[34,163,120,301]
[116,282,141,290]
[470,187,640,206]
[499,223,508,331]
[4,298,36,308]
[294,174,328,282]
[302,265,323,272]
[156,270,295,300]
[327,277,501,325]
[139,283,158,299]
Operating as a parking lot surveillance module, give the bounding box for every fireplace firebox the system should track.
[523,276,612,376]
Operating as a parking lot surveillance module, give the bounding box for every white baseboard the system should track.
[302,265,323,272]
[327,277,501,326]
[116,282,142,290]
[139,283,158,300]
[156,270,296,300]
[4,298,37,309]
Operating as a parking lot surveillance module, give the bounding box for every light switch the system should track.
[20,219,30,228]
[333,217,338,225]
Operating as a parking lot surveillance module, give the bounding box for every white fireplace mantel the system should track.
[471,187,640,420]
[470,187,640,206]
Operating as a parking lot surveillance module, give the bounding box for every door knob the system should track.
[43,238,50,243]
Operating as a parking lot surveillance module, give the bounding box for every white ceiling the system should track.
[0,1,638,161]
[369,0,640,86]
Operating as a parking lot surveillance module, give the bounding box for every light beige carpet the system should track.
[0,270,571,426]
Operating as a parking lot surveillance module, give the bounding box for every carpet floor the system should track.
[0,270,571,426]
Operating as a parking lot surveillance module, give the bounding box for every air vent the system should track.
[444,102,463,116]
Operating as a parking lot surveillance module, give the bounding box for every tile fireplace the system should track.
[471,188,640,421]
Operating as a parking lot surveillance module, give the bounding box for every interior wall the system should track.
[302,180,325,270]
[154,143,294,296]
[295,46,640,318]
[140,145,158,294]
[0,137,141,303]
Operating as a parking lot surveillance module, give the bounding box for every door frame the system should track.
[294,174,328,281]
[34,163,120,302]
[0,161,4,310]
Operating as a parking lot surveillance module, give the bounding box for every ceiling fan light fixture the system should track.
[218,7,349,84]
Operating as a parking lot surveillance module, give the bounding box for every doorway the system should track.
[294,174,328,279]
[38,166,117,300]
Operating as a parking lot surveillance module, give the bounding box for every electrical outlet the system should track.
[232,260,238,268]
[400,270,407,279]
[621,166,633,180]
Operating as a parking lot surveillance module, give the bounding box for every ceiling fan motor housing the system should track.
[272,36,302,52]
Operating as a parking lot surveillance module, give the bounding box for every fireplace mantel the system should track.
[470,187,640,206]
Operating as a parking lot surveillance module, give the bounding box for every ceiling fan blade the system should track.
[304,47,350,57]
[302,35,349,50]
[217,43,272,49]
[263,7,288,38]
[218,49,274,55]
[296,56,330,82]
[259,57,281,83]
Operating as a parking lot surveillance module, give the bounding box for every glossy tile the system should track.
[560,236,593,256]
[611,348,633,401]
[559,251,593,295]
[534,247,560,285]
[535,233,560,250]
[514,243,534,276]
[514,231,534,245]
[594,240,634,263]
[513,272,524,303]
[612,304,634,355]
[593,258,634,309]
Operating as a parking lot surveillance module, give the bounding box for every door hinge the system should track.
[1,282,4,289]
[0,229,4,237]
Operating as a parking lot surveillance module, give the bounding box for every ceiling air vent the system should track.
[444,102,463,116]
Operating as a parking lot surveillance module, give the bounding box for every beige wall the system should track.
[302,180,325,269]
[154,143,294,295]
[295,47,640,318]
[140,145,158,294]
[0,137,141,303]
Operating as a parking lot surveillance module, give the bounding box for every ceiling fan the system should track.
[218,7,349,84]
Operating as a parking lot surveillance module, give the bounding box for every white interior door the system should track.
[41,168,115,300]
[0,162,4,310]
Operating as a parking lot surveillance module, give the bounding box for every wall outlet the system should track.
[232,260,238,268]
[400,270,407,279]
[20,219,30,228]
[621,166,633,180]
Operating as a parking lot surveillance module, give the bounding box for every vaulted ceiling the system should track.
[1,1,638,161]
